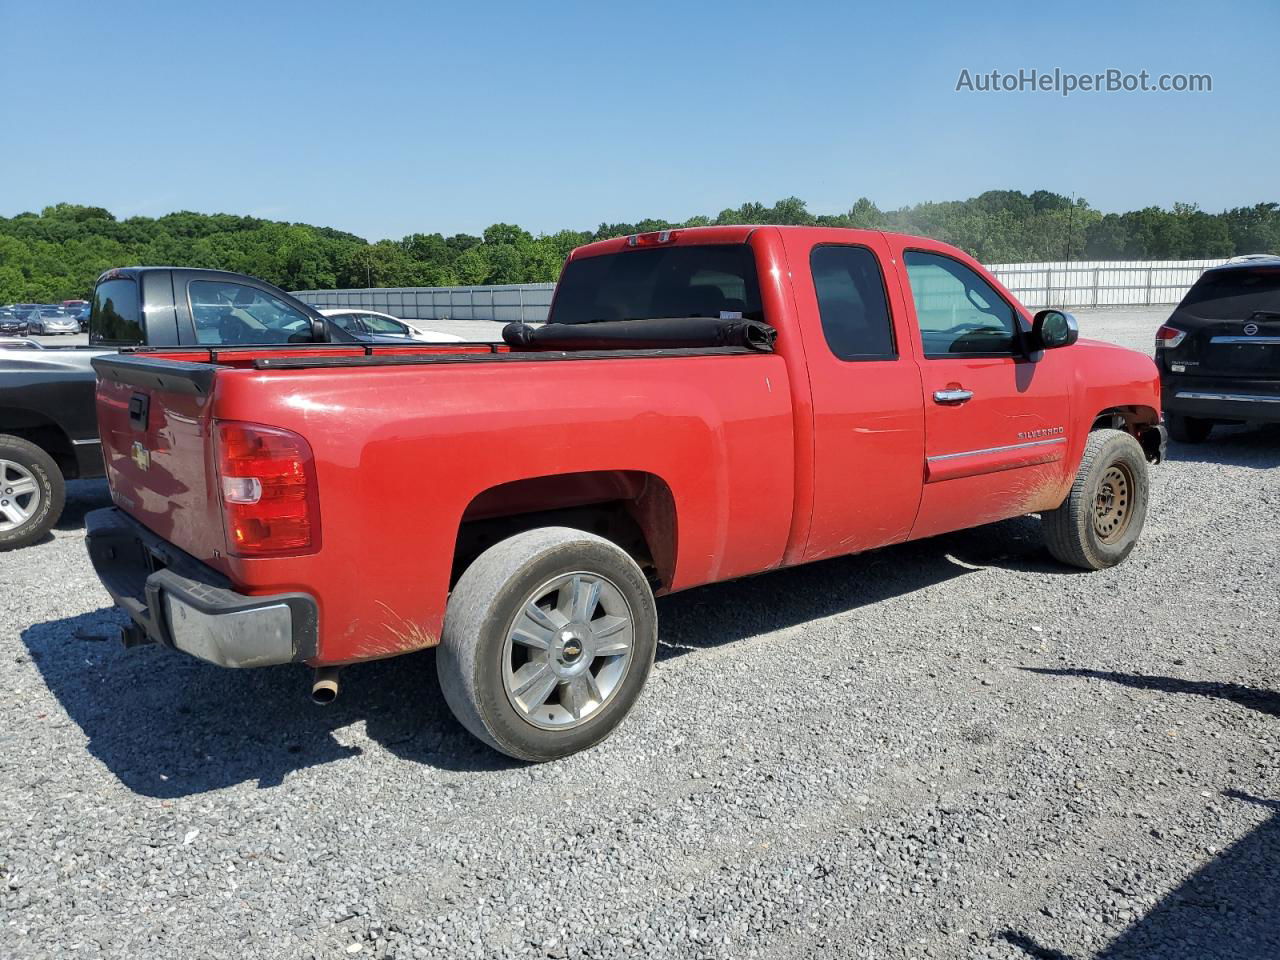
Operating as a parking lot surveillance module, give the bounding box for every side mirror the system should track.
[1031,309,1078,351]
[311,317,330,343]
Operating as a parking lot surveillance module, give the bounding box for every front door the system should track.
[889,244,1073,541]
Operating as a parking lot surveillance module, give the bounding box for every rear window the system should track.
[549,244,763,325]
[90,278,143,344]
[1178,269,1280,320]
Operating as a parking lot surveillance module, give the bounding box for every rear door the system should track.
[778,230,925,561]
[885,241,1073,540]
[1168,265,1280,378]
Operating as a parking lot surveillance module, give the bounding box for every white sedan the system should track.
[317,309,462,343]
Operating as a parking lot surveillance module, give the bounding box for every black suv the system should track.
[1156,255,1280,442]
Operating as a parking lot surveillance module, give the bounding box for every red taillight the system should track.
[626,229,678,247]
[215,421,320,557]
[1155,324,1187,349]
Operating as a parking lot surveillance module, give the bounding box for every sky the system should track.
[1,0,1276,241]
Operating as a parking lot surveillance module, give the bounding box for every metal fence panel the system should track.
[292,260,1228,323]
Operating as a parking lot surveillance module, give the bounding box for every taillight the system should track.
[215,421,320,557]
[1155,324,1187,349]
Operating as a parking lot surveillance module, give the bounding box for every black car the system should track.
[1,341,108,549]
[1156,255,1280,442]
[0,309,29,336]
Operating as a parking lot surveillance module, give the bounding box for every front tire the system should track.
[1166,412,1213,444]
[1042,429,1149,570]
[437,527,658,762]
[0,434,66,551]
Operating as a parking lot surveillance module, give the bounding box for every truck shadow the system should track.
[999,793,1280,960]
[57,478,112,530]
[1000,666,1280,959]
[20,516,1061,798]
[657,514,1071,659]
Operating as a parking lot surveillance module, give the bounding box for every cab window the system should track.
[904,251,1018,357]
[810,245,896,360]
[188,281,313,344]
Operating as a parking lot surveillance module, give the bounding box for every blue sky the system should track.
[1,0,1275,240]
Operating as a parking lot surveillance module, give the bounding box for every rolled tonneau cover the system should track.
[502,317,777,352]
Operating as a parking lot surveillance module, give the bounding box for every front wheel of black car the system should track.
[437,527,658,762]
[1042,429,1150,571]
[0,434,66,551]
[1166,412,1213,444]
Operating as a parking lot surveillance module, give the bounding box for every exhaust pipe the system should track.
[311,667,340,705]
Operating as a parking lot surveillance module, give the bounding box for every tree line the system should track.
[2,191,1277,303]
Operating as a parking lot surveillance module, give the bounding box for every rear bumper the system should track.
[1161,375,1280,422]
[85,507,317,668]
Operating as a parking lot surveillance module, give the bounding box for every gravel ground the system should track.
[4,308,1278,960]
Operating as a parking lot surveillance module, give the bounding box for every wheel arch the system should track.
[452,469,678,592]
[1089,404,1164,462]
[0,409,78,479]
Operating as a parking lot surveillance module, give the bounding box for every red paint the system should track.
[96,227,1161,666]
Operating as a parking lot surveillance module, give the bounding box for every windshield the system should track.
[549,244,763,325]
[1178,268,1280,320]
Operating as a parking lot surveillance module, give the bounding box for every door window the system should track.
[188,281,313,344]
[904,251,1018,357]
[359,313,410,335]
[810,245,896,360]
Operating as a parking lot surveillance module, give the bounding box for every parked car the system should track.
[84,227,1166,761]
[317,308,463,342]
[28,309,81,335]
[1156,254,1280,441]
[87,267,419,347]
[0,340,108,549]
[0,310,29,336]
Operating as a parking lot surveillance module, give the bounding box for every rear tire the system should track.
[1166,412,1213,444]
[1042,429,1149,571]
[0,434,66,551]
[437,527,658,762]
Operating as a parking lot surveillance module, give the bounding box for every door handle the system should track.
[933,388,974,405]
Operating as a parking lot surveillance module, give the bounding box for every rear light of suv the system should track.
[1155,324,1187,349]
[215,421,321,557]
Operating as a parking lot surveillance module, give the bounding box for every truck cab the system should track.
[90,267,332,348]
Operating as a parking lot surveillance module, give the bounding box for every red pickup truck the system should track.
[85,227,1166,761]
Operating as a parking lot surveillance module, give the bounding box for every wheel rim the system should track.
[1093,461,1134,544]
[501,571,635,731]
[0,459,41,533]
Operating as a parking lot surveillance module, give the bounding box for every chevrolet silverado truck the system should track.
[84,227,1166,761]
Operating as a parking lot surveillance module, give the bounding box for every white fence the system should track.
[986,258,1227,309]
[295,258,1226,323]
[292,283,556,325]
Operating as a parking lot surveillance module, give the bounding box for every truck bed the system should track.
[92,342,795,664]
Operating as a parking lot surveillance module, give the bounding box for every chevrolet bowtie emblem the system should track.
[130,441,151,471]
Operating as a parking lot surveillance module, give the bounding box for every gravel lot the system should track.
[4,308,1278,960]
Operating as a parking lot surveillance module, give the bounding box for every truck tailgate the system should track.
[92,355,229,567]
